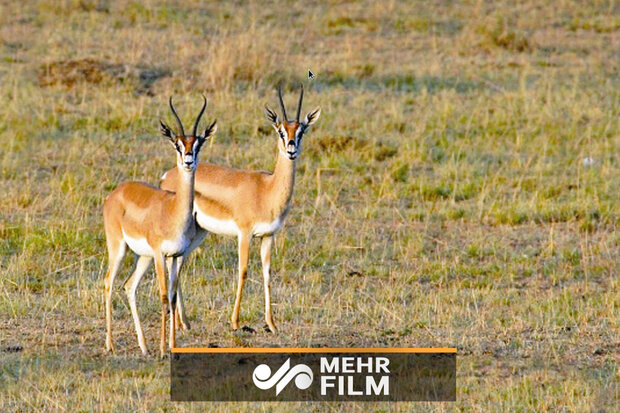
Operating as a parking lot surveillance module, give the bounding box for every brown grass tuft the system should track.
[37,58,117,87]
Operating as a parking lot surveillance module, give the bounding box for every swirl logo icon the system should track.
[252,358,313,395]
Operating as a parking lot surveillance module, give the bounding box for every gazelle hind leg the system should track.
[260,235,277,332]
[104,240,126,352]
[231,233,250,330]
[124,255,152,355]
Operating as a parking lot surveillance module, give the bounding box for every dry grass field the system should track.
[1,0,619,411]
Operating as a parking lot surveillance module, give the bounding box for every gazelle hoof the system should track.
[263,323,278,333]
[175,311,191,331]
[241,325,256,334]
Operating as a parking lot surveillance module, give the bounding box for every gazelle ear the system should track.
[264,104,279,125]
[197,120,216,152]
[160,120,175,142]
[201,120,217,141]
[303,107,321,126]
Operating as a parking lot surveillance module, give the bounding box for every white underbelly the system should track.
[122,230,190,257]
[252,217,284,237]
[123,230,154,257]
[195,208,240,236]
[161,237,190,256]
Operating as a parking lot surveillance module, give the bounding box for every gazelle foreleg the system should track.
[174,277,188,330]
[231,232,250,330]
[170,226,207,331]
[167,256,183,349]
[153,250,169,358]
[260,235,277,332]
[124,255,152,355]
[169,255,189,331]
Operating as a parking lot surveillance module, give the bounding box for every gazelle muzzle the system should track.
[183,152,194,168]
[286,140,297,159]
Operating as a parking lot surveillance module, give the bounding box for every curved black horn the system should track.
[169,96,185,136]
[192,95,207,137]
[277,84,288,122]
[296,83,304,122]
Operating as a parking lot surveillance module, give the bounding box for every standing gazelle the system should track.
[103,96,216,356]
[159,84,320,332]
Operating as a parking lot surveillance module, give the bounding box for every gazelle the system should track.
[159,84,320,333]
[103,96,216,356]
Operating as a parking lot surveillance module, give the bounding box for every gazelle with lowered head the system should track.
[103,96,216,356]
[159,84,320,333]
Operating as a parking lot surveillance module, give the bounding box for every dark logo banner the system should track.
[170,348,456,402]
